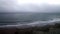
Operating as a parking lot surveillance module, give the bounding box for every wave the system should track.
[0,18,60,29]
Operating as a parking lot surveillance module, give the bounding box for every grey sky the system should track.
[0,0,60,12]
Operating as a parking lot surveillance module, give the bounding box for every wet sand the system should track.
[0,23,60,34]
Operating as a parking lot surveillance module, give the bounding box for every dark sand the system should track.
[0,23,60,34]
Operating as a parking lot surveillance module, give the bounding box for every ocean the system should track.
[0,12,60,28]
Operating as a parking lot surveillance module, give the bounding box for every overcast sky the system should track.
[17,0,60,4]
[0,0,60,12]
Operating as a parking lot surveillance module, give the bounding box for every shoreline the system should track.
[0,22,60,34]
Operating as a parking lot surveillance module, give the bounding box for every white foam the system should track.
[0,18,60,29]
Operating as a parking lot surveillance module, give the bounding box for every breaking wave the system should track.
[0,18,60,28]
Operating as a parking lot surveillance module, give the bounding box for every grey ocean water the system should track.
[0,12,60,27]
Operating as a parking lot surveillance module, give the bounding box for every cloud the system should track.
[0,0,60,13]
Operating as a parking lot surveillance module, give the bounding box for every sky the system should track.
[17,0,60,5]
[0,0,60,12]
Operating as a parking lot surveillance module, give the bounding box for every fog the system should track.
[0,0,60,13]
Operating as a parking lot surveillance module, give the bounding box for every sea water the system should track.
[0,12,60,27]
